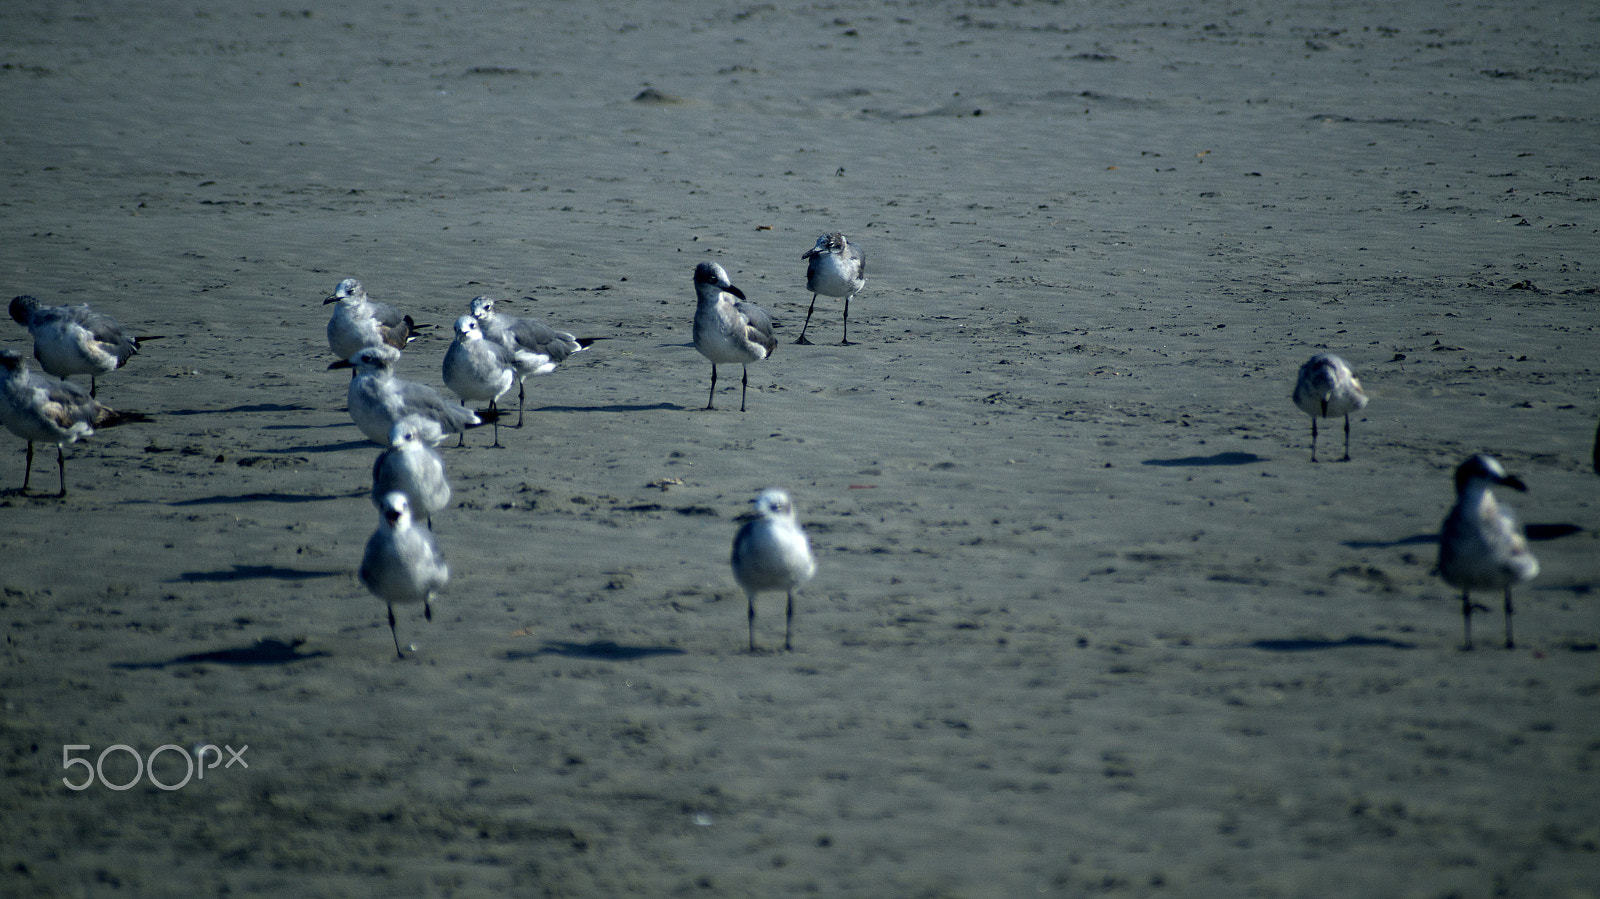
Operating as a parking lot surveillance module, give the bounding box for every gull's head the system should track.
[803,232,846,259]
[468,295,496,320]
[693,262,745,300]
[1454,454,1528,495]
[379,491,412,527]
[453,315,482,341]
[8,295,41,325]
[388,416,430,448]
[344,344,401,374]
[753,488,795,519]
[1303,353,1346,375]
[324,278,365,305]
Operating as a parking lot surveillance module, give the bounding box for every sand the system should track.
[2,0,1598,895]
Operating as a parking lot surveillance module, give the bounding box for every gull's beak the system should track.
[328,359,354,371]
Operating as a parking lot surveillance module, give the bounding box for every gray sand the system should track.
[2,1,1598,895]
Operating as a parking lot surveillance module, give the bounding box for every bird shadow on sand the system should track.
[1526,523,1584,540]
[534,402,684,414]
[174,564,342,583]
[258,437,375,454]
[165,404,317,416]
[1141,451,1268,467]
[505,640,686,662]
[1249,635,1417,652]
[1343,533,1439,550]
[113,638,328,670]
[1343,523,1582,551]
[168,491,364,506]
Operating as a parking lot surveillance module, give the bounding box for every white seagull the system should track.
[468,295,600,428]
[323,278,427,362]
[1437,454,1540,650]
[798,232,867,346]
[0,348,148,496]
[360,492,450,659]
[1292,353,1369,462]
[442,315,515,447]
[731,488,817,652]
[10,294,160,397]
[693,262,777,412]
[330,345,484,446]
[372,416,452,529]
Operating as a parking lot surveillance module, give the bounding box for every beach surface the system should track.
[2,1,1598,895]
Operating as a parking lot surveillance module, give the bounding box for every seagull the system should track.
[0,348,148,496]
[372,416,452,529]
[797,232,867,345]
[693,262,777,412]
[359,492,450,659]
[323,278,427,363]
[467,295,601,428]
[441,315,515,447]
[1437,454,1539,650]
[731,488,817,652]
[9,295,161,397]
[329,345,485,446]
[1292,353,1369,462]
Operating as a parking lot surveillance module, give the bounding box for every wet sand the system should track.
[2,1,1598,895]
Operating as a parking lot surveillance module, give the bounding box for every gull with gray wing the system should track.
[442,315,515,447]
[797,232,866,345]
[1438,454,1539,650]
[10,294,160,397]
[731,488,817,651]
[693,262,776,412]
[0,348,148,496]
[331,345,484,446]
[360,492,450,658]
[372,416,452,529]
[324,278,426,362]
[1292,353,1368,462]
[468,295,600,427]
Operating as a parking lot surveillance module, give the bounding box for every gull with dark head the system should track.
[468,295,601,428]
[330,345,485,446]
[372,416,452,529]
[442,315,515,447]
[360,492,450,659]
[1438,454,1539,650]
[693,262,777,412]
[1292,353,1368,462]
[798,232,867,345]
[731,488,817,652]
[323,278,427,362]
[10,294,160,397]
[0,348,148,496]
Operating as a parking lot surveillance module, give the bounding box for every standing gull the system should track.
[441,315,514,447]
[693,262,777,412]
[372,416,452,529]
[1437,454,1539,650]
[797,232,867,345]
[323,278,426,362]
[360,492,450,659]
[0,349,148,496]
[330,345,484,446]
[1292,353,1369,462]
[468,295,601,428]
[731,488,817,652]
[10,295,159,397]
